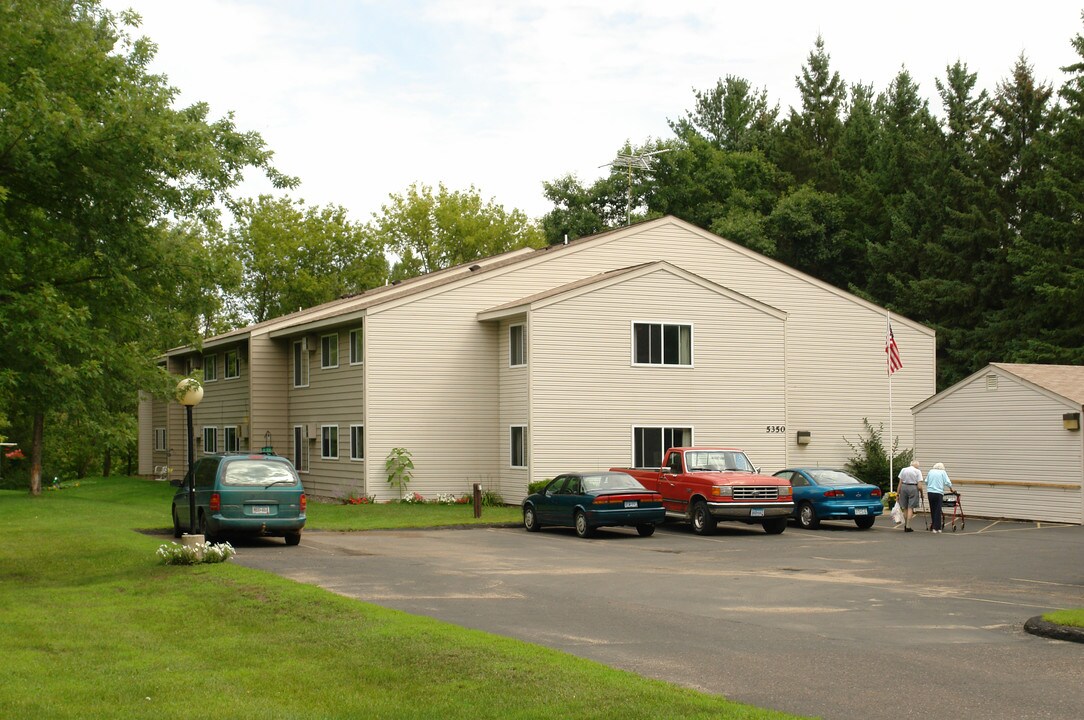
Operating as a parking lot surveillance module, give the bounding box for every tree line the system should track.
[542,31,1084,392]
[2,1,1080,490]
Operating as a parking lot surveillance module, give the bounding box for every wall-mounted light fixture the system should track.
[796,430,811,446]
[1063,412,1081,431]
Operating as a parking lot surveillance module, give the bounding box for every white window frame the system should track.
[224,426,239,453]
[350,424,365,461]
[203,426,218,454]
[510,425,527,469]
[293,340,309,388]
[203,354,217,382]
[349,327,364,365]
[631,321,693,367]
[224,350,241,379]
[632,426,693,468]
[321,333,339,369]
[321,425,339,460]
[509,323,526,367]
[153,427,167,451]
[293,425,310,473]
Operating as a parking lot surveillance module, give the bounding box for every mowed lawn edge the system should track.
[0,477,803,720]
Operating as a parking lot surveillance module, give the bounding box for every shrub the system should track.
[385,447,414,499]
[844,418,913,494]
[480,489,504,507]
[156,541,235,565]
[527,479,550,495]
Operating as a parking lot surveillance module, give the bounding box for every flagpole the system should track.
[888,312,894,495]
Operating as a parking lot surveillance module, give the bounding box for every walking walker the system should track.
[941,491,965,532]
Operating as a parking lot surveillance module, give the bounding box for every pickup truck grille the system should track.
[732,486,781,500]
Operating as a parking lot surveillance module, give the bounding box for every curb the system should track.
[1024,616,1084,644]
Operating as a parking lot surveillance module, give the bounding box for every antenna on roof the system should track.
[600,148,671,226]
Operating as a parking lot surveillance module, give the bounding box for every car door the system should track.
[535,476,567,525]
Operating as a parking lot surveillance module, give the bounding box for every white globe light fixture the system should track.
[176,378,204,537]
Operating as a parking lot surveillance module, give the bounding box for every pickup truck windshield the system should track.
[684,450,755,473]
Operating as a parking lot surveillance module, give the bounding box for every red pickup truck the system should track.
[613,447,793,535]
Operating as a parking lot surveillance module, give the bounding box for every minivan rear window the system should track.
[222,460,300,487]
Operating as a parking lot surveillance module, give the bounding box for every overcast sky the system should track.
[103,1,1083,222]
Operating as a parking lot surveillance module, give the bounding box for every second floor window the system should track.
[293,340,309,387]
[633,322,692,366]
[225,350,240,379]
[321,333,339,369]
[509,324,526,367]
[350,327,364,364]
[203,354,217,381]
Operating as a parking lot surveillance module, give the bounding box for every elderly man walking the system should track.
[896,461,922,532]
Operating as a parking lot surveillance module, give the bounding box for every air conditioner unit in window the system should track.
[305,423,319,440]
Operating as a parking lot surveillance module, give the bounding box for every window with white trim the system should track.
[153,428,167,451]
[633,426,692,468]
[510,425,527,468]
[225,350,240,379]
[350,424,365,461]
[293,340,309,388]
[203,354,217,382]
[633,322,692,366]
[203,426,218,454]
[321,425,339,459]
[224,426,240,453]
[509,324,526,367]
[321,333,339,369]
[349,327,364,365]
[293,426,310,472]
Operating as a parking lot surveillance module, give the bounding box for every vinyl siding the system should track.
[192,347,250,455]
[498,317,530,499]
[284,327,365,499]
[526,267,786,503]
[915,368,1083,523]
[249,332,289,459]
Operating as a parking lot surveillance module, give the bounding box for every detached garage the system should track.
[913,363,1084,524]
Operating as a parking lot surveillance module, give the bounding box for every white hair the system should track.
[932,462,945,470]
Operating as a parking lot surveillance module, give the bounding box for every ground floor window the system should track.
[321,425,339,459]
[633,426,692,468]
[153,428,167,451]
[224,426,240,453]
[510,425,527,468]
[293,426,310,472]
[350,424,365,460]
[203,426,218,454]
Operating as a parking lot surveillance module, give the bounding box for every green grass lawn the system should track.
[307,498,521,530]
[1043,608,1084,628]
[0,476,800,719]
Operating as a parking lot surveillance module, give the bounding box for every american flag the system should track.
[885,320,903,375]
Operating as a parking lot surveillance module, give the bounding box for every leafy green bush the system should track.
[480,489,504,507]
[844,418,913,493]
[528,479,550,494]
[384,447,414,499]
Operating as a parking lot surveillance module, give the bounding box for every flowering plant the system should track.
[343,492,376,505]
[400,491,427,504]
[434,493,458,504]
[156,541,235,565]
[5,448,25,460]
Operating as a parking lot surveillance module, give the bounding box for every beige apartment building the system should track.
[139,216,936,502]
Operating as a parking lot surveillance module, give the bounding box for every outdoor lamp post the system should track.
[177,378,204,536]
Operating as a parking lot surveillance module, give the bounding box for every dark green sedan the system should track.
[522,471,665,538]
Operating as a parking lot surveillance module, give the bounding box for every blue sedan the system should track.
[773,468,883,529]
[522,471,665,538]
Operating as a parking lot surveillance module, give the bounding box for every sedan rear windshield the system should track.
[807,469,863,486]
[581,473,645,493]
[222,460,300,487]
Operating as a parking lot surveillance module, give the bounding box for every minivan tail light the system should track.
[300,493,307,513]
[210,493,221,512]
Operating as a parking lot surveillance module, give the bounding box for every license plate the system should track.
[624,500,638,508]
[855,507,868,516]
[750,508,765,517]
[251,505,271,515]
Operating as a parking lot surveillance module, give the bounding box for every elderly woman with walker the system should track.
[924,462,957,533]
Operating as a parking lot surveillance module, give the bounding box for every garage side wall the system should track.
[914,370,1083,524]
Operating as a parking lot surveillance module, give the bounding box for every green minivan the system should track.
[171,452,306,545]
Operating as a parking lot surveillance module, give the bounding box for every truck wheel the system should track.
[691,500,716,535]
[798,502,820,529]
[523,505,542,532]
[636,524,656,537]
[574,511,594,538]
[762,518,787,534]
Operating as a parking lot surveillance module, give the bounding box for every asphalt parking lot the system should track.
[233,515,1084,720]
